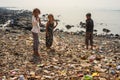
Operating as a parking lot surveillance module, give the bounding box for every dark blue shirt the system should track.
[86,18,94,32]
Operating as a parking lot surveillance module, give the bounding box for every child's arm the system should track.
[54,21,58,28]
[46,22,49,36]
[39,17,42,26]
[32,16,37,27]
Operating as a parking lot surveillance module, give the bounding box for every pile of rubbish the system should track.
[0,30,120,80]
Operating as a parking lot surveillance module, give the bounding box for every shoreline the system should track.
[0,7,120,35]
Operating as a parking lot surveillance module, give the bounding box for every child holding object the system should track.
[31,8,41,56]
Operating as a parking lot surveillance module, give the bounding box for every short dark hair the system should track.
[86,13,91,17]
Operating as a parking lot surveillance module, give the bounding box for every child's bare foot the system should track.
[86,46,88,49]
[34,53,40,56]
[90,46,93,50]
[46,47,51,51]
[33,51,40,56]
[30,54,41,64]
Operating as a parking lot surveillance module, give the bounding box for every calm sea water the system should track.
[8,7,120,34]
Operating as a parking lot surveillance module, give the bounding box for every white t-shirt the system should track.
[31,16,40,33]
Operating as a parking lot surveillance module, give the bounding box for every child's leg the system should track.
[46,34,53,49]
[90,33,93,50]
[32,32,39,55]
[85,40,89,49]
[46,35,50,49]
[85,33,89,49]
[49,36,53,48]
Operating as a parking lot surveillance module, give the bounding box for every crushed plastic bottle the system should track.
[83,75,93,80]
[116,65,120,70]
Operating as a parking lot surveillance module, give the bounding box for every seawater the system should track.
[7,7,120,34]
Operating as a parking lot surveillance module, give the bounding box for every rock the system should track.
[65,25,74,30]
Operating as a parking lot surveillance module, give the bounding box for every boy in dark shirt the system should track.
[85,13,94,50]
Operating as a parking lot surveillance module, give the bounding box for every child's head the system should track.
[86,13,91,19]
[48,14,54,22]
[33,8,41,17]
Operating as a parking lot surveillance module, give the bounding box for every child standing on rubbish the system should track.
[85,13,94,50]
[31,8,41,56]
[46,14,58,50]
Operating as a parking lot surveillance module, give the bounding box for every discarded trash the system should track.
[92,72,99,77]
[116,65,120,70]
[2,76,6,80]
[88,55,96,62]
[83,75,93,80]
[60,70,67,76]
[110,70,116,75]
[0,10,120,79]
[19,75,25,80]
[77,73,84,77]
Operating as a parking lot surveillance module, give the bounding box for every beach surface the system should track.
[0,28,120,79]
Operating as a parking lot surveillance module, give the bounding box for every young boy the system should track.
[85,13,94,50]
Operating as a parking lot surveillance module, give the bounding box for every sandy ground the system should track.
[0,30,120,80]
